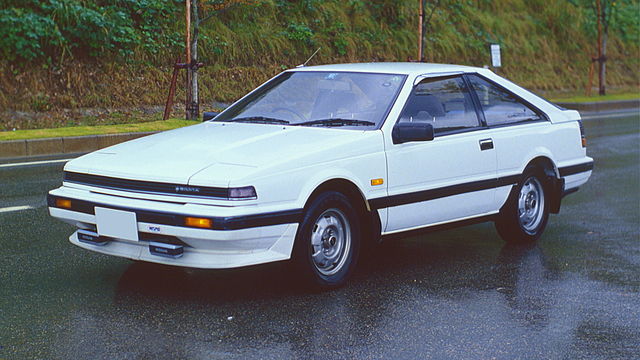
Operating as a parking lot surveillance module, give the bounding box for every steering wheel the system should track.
[272,107,306,122]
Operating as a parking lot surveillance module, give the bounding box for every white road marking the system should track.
[0,158,73,168]
[0,205,34,213]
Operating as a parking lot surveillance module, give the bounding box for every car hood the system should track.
[64,122,376,187]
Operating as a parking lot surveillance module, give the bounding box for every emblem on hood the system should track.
[175,186,201,193]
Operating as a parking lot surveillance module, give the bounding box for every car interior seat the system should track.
[310,90,357,120]
[401,94,445,122]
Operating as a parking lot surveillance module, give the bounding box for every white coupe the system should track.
[48,63,593,287]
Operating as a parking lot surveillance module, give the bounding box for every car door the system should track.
[382,75,498,233]
[465,74,551,209]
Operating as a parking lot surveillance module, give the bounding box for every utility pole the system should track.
[175,0,256,120]
[183,0,203,120]
[418,0,423,61]
[163,0,218,121]
[417,0,443,62]
[596,0,606,95]
[190,0,200,119]
[185,0,192,119]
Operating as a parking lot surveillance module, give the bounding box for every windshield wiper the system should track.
[295,118,376,127]
[224,116,290,124]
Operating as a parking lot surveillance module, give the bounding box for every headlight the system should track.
[228,186,257,200]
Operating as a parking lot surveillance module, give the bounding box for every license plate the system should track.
[95,207,139,241]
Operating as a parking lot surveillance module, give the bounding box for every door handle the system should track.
[479,138,494,151]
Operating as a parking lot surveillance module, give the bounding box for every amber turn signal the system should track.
[370,178,384,186]
[184,217,213,229]
[56,198,72,209]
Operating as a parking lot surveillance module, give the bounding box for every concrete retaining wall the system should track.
[0,132,155,162]
[1,99,637,162]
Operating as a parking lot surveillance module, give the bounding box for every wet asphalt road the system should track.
[1,112,639,360]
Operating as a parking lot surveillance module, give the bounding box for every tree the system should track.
[595,0,612,95]
[185,0,258,120]
[571,0,639,95]
[418,0,446,62]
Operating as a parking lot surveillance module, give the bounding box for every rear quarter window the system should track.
[467,75,543,126]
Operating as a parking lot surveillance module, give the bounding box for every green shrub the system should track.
[283,22,314,45]
[0,0,181,64]
[0,8,64,61]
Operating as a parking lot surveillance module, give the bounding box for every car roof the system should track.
[290,62,482,76]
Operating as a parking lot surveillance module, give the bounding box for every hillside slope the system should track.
[1,0,638,130]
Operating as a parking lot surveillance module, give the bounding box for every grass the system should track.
[1,89,639,141]
[0,119,198,141]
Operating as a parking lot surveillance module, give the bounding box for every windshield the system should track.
[214,71,406,129]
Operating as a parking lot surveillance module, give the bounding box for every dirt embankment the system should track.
[1,0,638,131]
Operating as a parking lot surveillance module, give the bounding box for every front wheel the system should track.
[495,168,550,243]
[292,191,361,288]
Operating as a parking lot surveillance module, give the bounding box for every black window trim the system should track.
[462,74,488,127]
[431,125,491,137]
[392,74,490,141]
[463,73,551,127]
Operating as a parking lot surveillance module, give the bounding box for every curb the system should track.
[0,132,156,162]
[1,99,637,162]
[556,99,640,112]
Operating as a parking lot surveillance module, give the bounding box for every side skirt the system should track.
[381,212,498,241]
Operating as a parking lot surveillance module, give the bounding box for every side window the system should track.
[398,76,480,134]
[467,75,542,126]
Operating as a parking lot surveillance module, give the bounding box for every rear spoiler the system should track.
[554,109,582,123]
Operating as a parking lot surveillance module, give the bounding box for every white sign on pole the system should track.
[490,44,501,68]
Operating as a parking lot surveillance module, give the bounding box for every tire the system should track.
[495,167,550,243]
[292,191,361,288]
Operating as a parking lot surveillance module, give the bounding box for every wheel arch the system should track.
[304,178,382,246]
[523,156,563,214]
[525,156,559,178]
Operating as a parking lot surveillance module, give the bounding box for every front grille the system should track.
[64,171,229,199]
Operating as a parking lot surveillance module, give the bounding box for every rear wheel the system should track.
[293,191,361,288]
[495,168,550,243]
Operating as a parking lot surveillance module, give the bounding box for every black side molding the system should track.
[369,174,521,210]
[558,161,594,177]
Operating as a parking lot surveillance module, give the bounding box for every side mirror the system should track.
[392,122,435,144]
[202,111,220,121]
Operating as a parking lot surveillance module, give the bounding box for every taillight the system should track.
[578,120,586,147]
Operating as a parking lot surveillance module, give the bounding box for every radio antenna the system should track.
[297,48,321,68]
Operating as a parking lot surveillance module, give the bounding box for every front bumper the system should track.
[48,186,300,269]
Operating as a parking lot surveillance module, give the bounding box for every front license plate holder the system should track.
[95,207,139,241]
[77,229,109,246]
